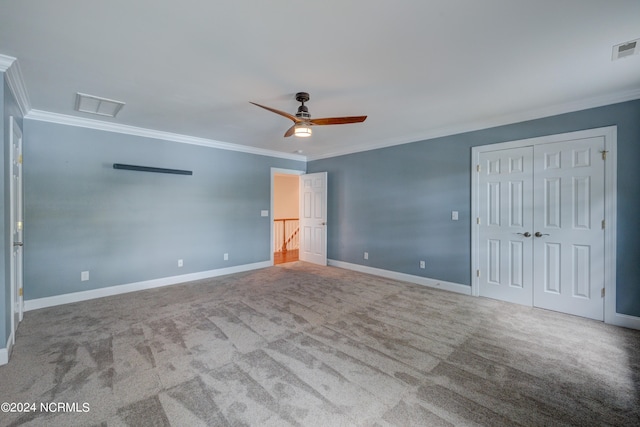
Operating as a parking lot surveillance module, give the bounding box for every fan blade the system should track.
[249,102,300,123]
[309,116,367,126]
[284,124,296,138]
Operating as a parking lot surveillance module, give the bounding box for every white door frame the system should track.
[9,116,24,349]
[471,126,629,327]
[270,167,305,265]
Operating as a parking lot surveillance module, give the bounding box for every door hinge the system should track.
[476,164,480,172]
[601,288,605,298]
[19,288,23,297]
[600,150,608,160]
[602,219,605,230]
[476,269,480,277]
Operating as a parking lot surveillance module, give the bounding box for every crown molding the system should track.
[9,47,638,164]
[25,110,306,161]
[307,88,640,161]
[0,54,31,116]
[0,54,15,71]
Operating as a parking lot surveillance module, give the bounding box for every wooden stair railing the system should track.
[283,227,299,252]
[274,218,299,253]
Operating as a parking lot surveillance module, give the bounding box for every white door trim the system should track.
[9,116,24,357]
[270,168,305,265]
[471,126,630,328]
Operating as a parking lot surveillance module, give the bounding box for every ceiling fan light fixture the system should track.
[249,92,366,138]
[294,124,312,137]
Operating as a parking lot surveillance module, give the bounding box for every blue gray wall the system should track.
[2,73,24,348]
[308,99,640,317]
[23,120,304,300]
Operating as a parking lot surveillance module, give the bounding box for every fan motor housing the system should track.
[295,92,310,103]
[295,92,311,119]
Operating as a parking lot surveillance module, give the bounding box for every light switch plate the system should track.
[261,210,269,217]
[452,211,459,221]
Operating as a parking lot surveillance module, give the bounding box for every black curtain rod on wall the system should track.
[113,163,193,175]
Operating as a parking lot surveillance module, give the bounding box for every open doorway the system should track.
[273,172,301,264]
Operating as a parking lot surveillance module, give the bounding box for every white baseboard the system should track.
[607,312,640,330]
[24,261,271,312]
[328,259,472,296]
[0,332,13,365]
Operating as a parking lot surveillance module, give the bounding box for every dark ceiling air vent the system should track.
[612,39,639,60]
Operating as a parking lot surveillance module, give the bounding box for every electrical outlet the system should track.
[452,211,459,221]
[178,259,183,267]
[364,252,369,260]
[223,253,229,261]
[81,271,89,281]
[419,260,426,269]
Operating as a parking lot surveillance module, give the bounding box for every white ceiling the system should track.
[1,0,639,160]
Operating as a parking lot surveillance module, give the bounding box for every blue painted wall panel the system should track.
[308,99,640,317]
[23,120,303,300]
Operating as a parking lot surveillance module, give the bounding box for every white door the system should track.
[532,137,605,320]
[299,172,327,265]
[10,117,24,345]
[477,137,605,320]
[478,147,534,306]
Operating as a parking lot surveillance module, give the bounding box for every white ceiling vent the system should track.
[612,39,639,60]
[75,92,125,117]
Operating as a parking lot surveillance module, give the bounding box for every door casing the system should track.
[270,168,304,265]
[9,116,24,349]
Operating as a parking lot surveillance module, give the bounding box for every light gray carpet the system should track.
[1,262,639,426]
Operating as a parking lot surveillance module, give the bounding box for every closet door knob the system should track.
[534,232,550,238]
[517,232,531,238]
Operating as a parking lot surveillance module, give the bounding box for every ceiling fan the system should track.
[250,92,367,138]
